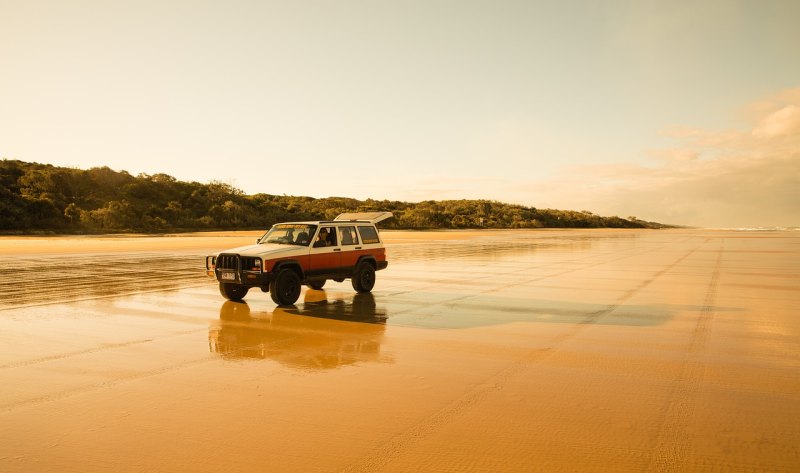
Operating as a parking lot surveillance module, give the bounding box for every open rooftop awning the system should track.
[334,212,394,224]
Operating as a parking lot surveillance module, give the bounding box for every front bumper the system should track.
[207,254,272,287]
[213,268,273,287]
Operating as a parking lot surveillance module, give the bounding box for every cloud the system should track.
[650,148,700,163]
[367,88,798,228]
[753,105,800,139]
[518,88,800,227]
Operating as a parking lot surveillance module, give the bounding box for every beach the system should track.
[1,228,798,472]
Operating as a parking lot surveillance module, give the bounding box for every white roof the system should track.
[334,212,394,224]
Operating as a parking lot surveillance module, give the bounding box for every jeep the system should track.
[205,212,392,305]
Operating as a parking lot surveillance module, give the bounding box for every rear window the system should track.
[339,226,358,246]
[358,226,380,244]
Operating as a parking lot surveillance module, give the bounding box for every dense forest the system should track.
[0,160,669,233]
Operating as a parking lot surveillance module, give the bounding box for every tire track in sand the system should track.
[0,253,208,311]
[380,241,683,325]
[0,334,299,413]
[0,354,218,413]
[0,328,206,370]
[338,246,701,473]
[647,240,723,472]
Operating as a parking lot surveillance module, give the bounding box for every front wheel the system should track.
[270,269,301,306]
[219,282,249,301]
[352,262,376,293]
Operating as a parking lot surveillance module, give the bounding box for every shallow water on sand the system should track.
[1,229,798,472]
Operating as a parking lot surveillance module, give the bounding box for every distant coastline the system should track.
[1,159,675,234]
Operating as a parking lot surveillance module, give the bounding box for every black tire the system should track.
[270,268,301,306]
[308,280,326,290]
[219,282,249,301]
[351,262,376,293]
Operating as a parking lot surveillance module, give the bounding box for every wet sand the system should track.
[1,229,798,472]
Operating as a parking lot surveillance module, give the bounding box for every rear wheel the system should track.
[219,282,249,301]
[352,262,376,293]
[270,269,301,306]
[308,280,326,290]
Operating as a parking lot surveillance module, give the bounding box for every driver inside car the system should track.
[315,228,331,247]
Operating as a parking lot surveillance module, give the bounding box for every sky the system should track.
[1,0,798,227]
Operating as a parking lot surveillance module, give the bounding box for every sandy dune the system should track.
[0,229,798,472]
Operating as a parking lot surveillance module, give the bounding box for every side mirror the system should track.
[255,239,260,244]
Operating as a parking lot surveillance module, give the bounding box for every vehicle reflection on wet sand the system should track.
[210,292,389,369]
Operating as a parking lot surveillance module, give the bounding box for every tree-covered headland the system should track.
[0,160,670,233]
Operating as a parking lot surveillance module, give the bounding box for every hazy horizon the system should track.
[1,1,798,227]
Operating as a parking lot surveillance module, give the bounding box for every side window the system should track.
[339,226,358,246]
[358,226,380,244]
[314,227,338,247]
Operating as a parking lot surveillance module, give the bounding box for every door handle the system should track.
[355,247,362,250]
[334,248,341,252]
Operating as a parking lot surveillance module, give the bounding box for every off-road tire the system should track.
[270,268,301,306]
[308,280,326,290]
[351,262,376,293]
[219,282,249,301]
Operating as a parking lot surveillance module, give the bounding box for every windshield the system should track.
[259,224,317,246]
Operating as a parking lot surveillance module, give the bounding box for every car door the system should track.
[309,226,341,276]
[337,225,361,268]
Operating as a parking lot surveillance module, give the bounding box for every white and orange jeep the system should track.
[205,212,392,306]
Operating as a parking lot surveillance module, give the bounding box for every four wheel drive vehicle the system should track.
[205,212,392,306]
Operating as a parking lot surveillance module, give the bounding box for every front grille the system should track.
[241,257,260,271]
[217,254,239,270]
[216,254,260,272]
